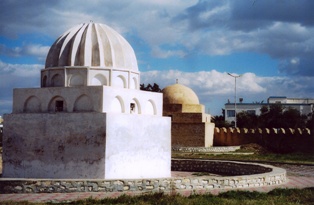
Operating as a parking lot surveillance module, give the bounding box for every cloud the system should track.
[0,44,50,61]
[141,70,266,95]
[0,60,42,78]
[141,69,314,115]
[1,0,313,77]
[151,46,186,58]
[0,61,42,115]
[230,0,314,30]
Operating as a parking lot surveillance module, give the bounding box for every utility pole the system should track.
[227,73,241,127]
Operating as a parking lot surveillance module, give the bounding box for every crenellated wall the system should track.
[214,127,314,153]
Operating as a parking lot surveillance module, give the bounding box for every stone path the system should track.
[0,164,313,203]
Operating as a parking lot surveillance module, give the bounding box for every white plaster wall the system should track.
[205,122,215,147]
[3,112,171,179]
[3,113,108,179]
[105,113,171,179]
[12,86,104,113]
[102,86,163,116]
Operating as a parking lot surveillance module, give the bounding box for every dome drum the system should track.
[41,67,139,89]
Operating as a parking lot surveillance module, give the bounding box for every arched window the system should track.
[130,98,141,114]
[48,96,67,112]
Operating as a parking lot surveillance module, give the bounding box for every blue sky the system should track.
[0,0,314,116]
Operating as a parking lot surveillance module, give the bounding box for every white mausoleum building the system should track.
[3,22,171,179]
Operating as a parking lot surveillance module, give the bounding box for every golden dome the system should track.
[162,84,199,105]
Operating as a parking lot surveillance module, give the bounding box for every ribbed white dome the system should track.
[45,23,138,71]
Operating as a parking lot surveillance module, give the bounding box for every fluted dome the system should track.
[162,84,199,105]
[45,22,138,71]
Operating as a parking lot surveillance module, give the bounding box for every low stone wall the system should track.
[214,127,314,153]
[0,159,286,194]
[171,160,272,176]
[172,146,240,153]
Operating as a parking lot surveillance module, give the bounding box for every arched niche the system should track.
[51,74,63,87]
[91,74,107,85]
[69,74,84,86]
[111,96,125,113]
[130,98,141,114]
[73,95,93,112]
[116,75,127,88]
[48,96,67,112]
[23,96,41,113]
[130,77,138,89]
[146,99,157,115]
[42,75,48,87]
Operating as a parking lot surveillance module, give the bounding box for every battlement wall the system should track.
[214,127,313,153]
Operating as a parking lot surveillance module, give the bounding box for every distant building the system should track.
[225,96,314,124]
[162,83,215,147]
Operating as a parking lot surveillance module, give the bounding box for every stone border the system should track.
[0,160,286,194]
[172,146,241,153]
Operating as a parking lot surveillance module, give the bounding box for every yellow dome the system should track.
[162,84,199,105]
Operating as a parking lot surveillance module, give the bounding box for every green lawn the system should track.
[2,188,314,205]
[172,144,314,165]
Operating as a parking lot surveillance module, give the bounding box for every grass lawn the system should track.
[172,144,314,165]
[2,188,314,205]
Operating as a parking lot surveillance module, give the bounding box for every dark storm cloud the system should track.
[279,57,314,76]
[172,0,229,30]
[171,0,314,77]
[0,0,60,37]
[230,0,314,31]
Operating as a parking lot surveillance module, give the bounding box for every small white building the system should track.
[3,23,171,179]
[225,96,314,124]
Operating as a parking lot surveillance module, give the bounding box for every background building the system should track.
[225,96,314,124]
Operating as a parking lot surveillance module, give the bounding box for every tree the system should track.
[306,113,314,130]
[237,111,259,128]
[140,83,162,92]
[257,104,308,129]
[212,115,231,128]
[282,107,306,128]
[258,104,284,128]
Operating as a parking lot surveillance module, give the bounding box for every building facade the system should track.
[225,96,314,124]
